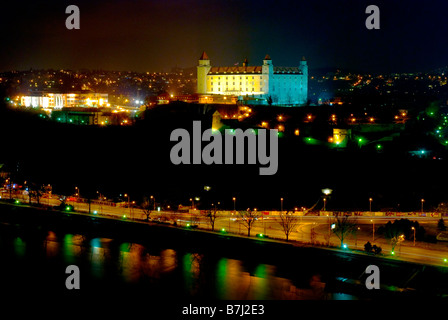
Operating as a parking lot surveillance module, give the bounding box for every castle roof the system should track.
[264,54,271,60]
[208,66,263,74]
[199,51,209,60]
[274,66,302,74]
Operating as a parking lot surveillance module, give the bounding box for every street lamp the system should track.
[369,198,373,212]
[150,195,155,210]
[124,193,131,219]
[421,199,425,213]
[280,198,283,214]
[411,226,416,246]
[322,188,332,211]
[232,197,236,215]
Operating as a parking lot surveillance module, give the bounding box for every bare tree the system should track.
[332,213,358,248]
[239,209,261,237]
[141,196,153,221]
[204,205,220,231]
[389,234,405,253]
[28,182,43,205]
[278,210,300,241]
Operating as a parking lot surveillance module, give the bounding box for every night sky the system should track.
[1,0,447,73]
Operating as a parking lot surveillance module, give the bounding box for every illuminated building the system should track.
[19,91,108,111]
[197,51,308,106]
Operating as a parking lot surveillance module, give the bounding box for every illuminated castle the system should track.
[197,51,308,106]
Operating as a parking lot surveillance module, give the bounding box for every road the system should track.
[2,191,448,267]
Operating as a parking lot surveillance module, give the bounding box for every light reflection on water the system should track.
[4,229,360,300]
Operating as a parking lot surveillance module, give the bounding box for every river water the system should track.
[0,210,446,301]
[0,219,359,300]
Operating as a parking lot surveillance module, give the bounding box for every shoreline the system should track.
[0,200,445,268]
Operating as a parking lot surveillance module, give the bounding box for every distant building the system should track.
[19,91,108,111]
[197,51,308,106]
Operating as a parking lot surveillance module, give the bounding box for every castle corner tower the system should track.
[197,51,211,94]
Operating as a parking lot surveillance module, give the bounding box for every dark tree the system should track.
[364,241,373,253]
[332,213,358,247]
[239,209,261,237]
[372,245,382,255]
[278,210,300,241]
[141,196,153,221]
[204,205,220,231]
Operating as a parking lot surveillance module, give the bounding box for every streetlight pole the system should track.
[190,198,194,225]
[369,198,372,212]
[411,226,416,246]
[74,186,80,210]
[151,195,155,211]
[124,193,131,218]
[421,199,424,214]
[280,198,283,214]
[321,189,332,212]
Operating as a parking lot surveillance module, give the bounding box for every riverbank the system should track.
[1,200,448,300]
